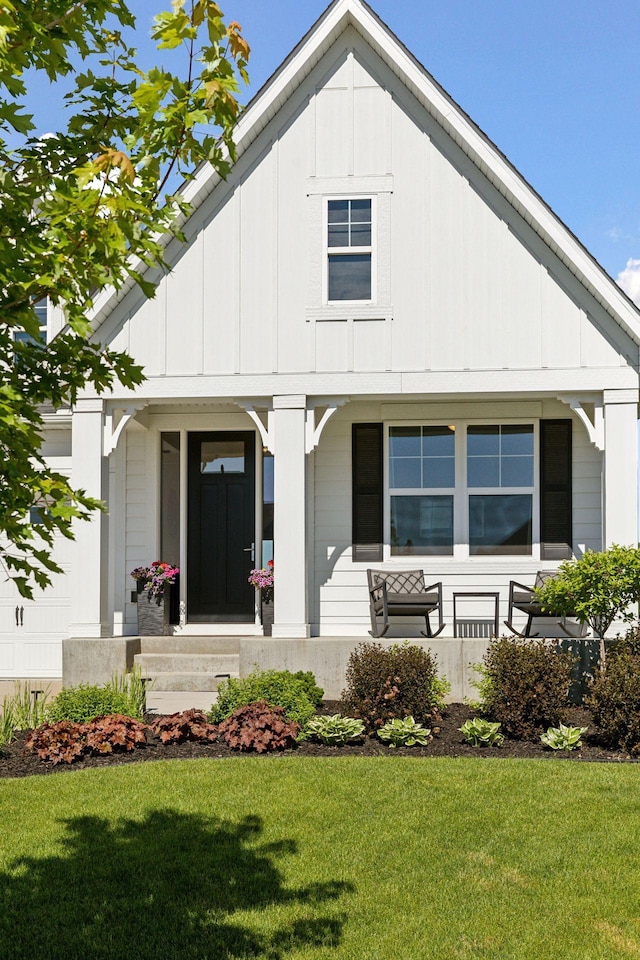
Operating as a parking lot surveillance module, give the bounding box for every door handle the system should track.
[243,543,255,562]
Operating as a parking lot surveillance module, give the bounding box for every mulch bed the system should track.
[1,702,636,779]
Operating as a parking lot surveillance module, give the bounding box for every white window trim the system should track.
[323,195,377,306]
[384,419,541,562]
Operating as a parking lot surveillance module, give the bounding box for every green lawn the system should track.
[1,757,640,959]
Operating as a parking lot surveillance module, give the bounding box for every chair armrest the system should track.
[423,581,443,594]
[369,582,387,603]
[509,580,535,597]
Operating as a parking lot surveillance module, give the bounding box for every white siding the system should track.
[0,448,71,678]
[101,32,637,382]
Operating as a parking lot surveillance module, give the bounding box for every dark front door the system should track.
[187,431,255,622]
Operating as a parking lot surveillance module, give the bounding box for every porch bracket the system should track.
[305,399,348,453]
[239,403,274,454]
[557,394,604,451]
[103,403,148,457]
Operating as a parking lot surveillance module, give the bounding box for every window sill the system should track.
[306,305,393,323]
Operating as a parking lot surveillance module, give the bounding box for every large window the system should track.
[387,422,536,558]
[327,198,372,302]
[467,425,534,556]
[389,426,455,556]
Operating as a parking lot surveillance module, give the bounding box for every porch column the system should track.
[271,395,310,637]
[603,389,639,547]
[68,398,109,637]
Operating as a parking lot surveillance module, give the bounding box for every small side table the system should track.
[453,592,500,639]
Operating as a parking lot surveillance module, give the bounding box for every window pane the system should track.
[328,200,348,222]
[467,425,499,456]
[200,440,245,473]
[423,426,455,457]
[328,223,349,247]
[469,494,532,555]
[423,457,455,488]
[350,199,372,221]
[501,425,533,455]
[391,495,454,556]
[501,455,534,487]
[328,254,371,300]
[161,432,180,566]
[389,457,421,488]
[351,223,371,246]
[262,451,274,567]
[389,427,421,457]
[467,457,499,488]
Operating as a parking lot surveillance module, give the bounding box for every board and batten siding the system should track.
[311,401,602,636]
[100,29,637,382]
[0,450,72,677]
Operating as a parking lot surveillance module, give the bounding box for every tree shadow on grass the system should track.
[0,810,353,960]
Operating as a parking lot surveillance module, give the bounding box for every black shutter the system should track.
[352,423,383,562]
[540,419,572,560]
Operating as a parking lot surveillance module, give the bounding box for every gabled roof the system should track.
[91,0,640,345]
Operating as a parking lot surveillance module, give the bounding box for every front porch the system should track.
[62,627,596,709]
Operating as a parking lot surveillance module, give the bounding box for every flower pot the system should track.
[136,581,171,636]
[261,596,274,637]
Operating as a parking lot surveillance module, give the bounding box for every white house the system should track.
[3,0,640,699]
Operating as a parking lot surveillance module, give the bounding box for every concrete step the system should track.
[139,636,241,655]
[135,653,239,675]
[145,671,238,692]
[145,691,220,715]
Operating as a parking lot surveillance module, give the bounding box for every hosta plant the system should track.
[540,723,588,751]
[305,714,365,746]
[377,716,432,748]
[460,718,505,747]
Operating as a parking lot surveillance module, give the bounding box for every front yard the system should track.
[2,756,640,959]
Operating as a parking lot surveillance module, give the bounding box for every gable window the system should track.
[327,198,373,302]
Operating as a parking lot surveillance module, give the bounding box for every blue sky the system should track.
[23,0,640,297]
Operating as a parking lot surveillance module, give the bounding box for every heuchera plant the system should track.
[248,560,274,602]
[131,561,179,603]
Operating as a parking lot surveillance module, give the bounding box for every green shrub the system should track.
[587,630,640,754]
[305,714,365,746]
[534,546,640,661]
[209,670,323,726]
[46,671,145,724]
[475,636,575,740]
[377,716,431,748]
[460,717,504,747]
[540,723,587,751]
[341,641,447,733]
